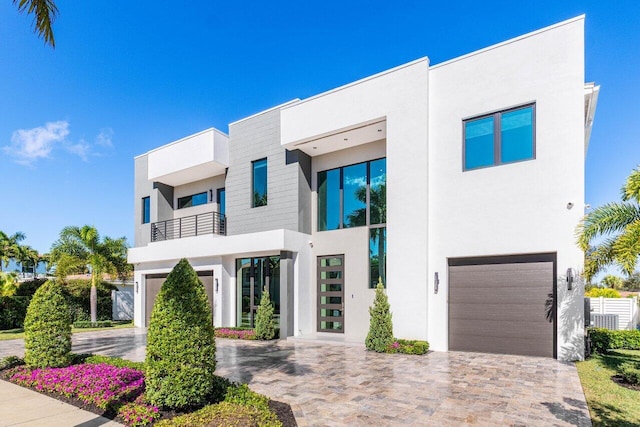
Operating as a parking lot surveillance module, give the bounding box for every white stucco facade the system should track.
[129,16,596,361]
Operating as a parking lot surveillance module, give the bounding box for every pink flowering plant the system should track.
[117,394,160,426]
[215,327,257,340]
[9,363,147,410]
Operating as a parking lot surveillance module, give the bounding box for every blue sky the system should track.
[0,1,639,255]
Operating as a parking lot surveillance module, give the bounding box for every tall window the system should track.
[464,104,535,171]
[217,188,226,215]
[142,197,150,224]
[177,192,207,209]
[369,227,386,288]
[317,158,386,231]
[252,158,267,207]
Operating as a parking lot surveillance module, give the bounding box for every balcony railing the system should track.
[151,212,226,242]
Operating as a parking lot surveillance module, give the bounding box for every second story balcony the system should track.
[151,211,226,242]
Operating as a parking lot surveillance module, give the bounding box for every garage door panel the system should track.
[449,334,553,357]
[449,303,550,322]
[448,257,555,358]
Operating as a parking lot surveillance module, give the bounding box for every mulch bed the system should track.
[0,370,297,426]
[611,375,640,392]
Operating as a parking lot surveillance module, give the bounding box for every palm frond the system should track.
[584,238,617,281]
[577,202,640,250]
[13,0,59,48]
[622,166,640,203]
[612,220,640,275]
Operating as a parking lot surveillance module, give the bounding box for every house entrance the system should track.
[236,256,280,328]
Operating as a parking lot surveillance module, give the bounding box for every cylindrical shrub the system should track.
[366,278,394,352]
[0,296,31,329]
[24,280,72,368]
[145,259,216,410]
[254,286,276,340]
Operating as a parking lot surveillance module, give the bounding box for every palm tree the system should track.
[577,166,640,281]
[50,225,129,322]
[0,231,26,272]
[16,245,40,278]
[12,0,59,48]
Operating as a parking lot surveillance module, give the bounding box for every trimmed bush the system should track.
[145,258,216,410]
[0,356,24,371]
[73,320,112,328]
[619,361,640,385]
[0,296,30,329]
[588,328,640,353]
[254,286,276,340]
[84,355,146,373]
[366,278,394,352]
[387,339,430,355]
[585,287,621,298]
[23,280,72,368]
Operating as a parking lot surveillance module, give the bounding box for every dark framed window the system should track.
[177,192,207,209]
[252,158,267,207]
[369,227,386,288]
[464,104,535,171]
[142,197,150,224]
[317,158,386,232]
[217,188,226,215]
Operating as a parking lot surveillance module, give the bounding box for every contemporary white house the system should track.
[128,15,599,361]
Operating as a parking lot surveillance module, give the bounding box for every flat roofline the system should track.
[229,99,301,126]
[134,127,228,159]
[281,57,430,110]
[430,15,585,70]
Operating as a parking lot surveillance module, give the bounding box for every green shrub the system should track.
[23,280,72,368]
[254,286,276,340]
[0,356,24,371]
[145,258,216,410]
[63,280,113,322]
[387,339,430,355]
[619,361,640,385]
[366,278,394,352]
[14,279,47,296]
[73,320,112,328]
[224,383,270,411]
[155,402,281,427]
[84,355,146,372]
[588,328,640,353]
[585,287,622,298]
[0,296,30,329]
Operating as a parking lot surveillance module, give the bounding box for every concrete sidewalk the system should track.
[0,380,122,427]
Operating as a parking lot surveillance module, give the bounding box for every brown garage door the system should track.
[145,271,214,326]
[448,254,556,358]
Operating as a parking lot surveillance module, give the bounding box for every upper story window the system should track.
[217,188,226,215]
[464,104,535,171]
[252,158,267,207]
[318,158,386,231]
[142,196,150,224]
[177,192,207,209]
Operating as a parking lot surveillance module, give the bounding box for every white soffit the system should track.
[289,118,387,156]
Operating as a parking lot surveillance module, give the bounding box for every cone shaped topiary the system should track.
[145,258,216,410]
[254,285,276,340]
[24,280,72,368]
[365,278,394,352]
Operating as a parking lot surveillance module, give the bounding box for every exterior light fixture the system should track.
[434,272,439,294]
[215,278,219,293]
[135,281,139,293]
[566,268,574,291]
[209,189,213,202]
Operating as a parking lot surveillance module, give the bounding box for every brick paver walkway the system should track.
[0,328,591,426]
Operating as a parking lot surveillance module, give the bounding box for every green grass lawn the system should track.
[576,349,640,426]
[0,321,134,341]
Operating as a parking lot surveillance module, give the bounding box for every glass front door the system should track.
[237,256,280,328]
[317,255,344,333]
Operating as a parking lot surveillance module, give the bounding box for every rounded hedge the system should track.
[145,258,216,410]
[254,286,276,340]
[23,280,72,368]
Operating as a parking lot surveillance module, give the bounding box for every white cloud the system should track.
[4,121,70,165]
[4,121,114,166]
[95,128,113,148]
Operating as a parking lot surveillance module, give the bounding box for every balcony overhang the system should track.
[147,128,229,186]
[281,118,386,157]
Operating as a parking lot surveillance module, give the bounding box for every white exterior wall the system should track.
[281,59,430,341]
[427,17,586,360]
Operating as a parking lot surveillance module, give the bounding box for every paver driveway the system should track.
[0,329,591,426]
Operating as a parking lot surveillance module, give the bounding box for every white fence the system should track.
[589,297,639,330]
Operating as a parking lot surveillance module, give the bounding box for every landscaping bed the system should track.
[576,349,640,426]
[0,355,296,426]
